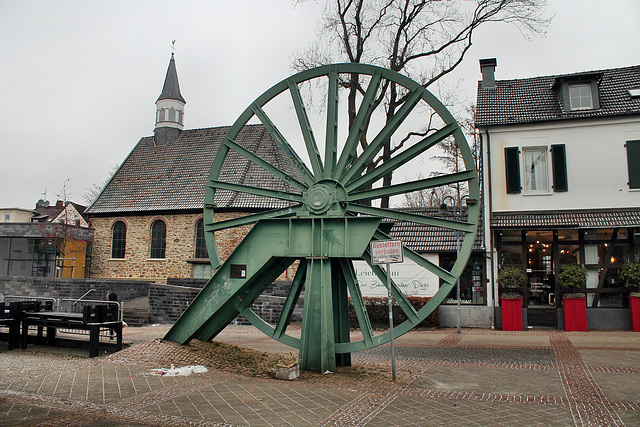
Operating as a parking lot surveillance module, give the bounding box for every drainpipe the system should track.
[482,128,497,329]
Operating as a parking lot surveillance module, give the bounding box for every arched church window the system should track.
[158,109,165,122]
[111,221,126,259]
[169,107,176,122]
[195,219,208,259]
[150,220,166,259]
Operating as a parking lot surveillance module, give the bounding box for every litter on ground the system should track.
[149,365,208,376]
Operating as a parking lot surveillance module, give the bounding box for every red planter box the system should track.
[501,298,523,331]
[563,297,587,331]
[630,296,640,332]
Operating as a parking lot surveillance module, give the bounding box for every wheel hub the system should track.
[302,179,347,216]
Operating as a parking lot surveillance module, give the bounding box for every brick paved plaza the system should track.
[0,325,639,426]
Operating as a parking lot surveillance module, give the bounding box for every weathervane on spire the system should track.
[171,40,176,57]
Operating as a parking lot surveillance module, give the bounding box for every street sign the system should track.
[370,240,404,265]
[369,239,404,382]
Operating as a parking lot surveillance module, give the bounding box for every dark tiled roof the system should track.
[476,64,640,127]
[87,125,302,215]
[157,54,185,103]
[491,209,640,229]
[388,207,484,252]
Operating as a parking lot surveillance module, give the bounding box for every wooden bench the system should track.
[0,302,22,350]
[20,303,123,358]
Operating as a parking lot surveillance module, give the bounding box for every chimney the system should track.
[479,58,497,89]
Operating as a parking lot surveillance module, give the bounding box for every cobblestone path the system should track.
[0,327,638,426]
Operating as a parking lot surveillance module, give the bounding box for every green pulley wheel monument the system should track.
[164,64,480,373]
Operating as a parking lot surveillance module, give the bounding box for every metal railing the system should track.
[1,295,123,342]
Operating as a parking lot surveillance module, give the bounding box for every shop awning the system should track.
[491,209,640,229]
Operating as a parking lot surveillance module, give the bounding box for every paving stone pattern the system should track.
[0,327,638,426]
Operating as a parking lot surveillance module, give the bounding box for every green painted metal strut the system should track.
[164,217,380,371]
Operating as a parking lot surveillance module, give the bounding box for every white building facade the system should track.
[476,59,640,329]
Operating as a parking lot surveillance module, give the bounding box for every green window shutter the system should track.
[627,140,640,189]
[551,144,568,192]
[504,147,521,194]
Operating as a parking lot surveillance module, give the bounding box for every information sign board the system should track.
[370,240,403,264]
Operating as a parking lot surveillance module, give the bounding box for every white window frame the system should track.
[522,146,550,194]
[569,84,593,110]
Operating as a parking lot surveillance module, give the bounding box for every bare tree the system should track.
[83,165,119,205]
[295,0,550,207]
[38,179,88,277]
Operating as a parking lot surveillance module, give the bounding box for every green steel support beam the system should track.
[273,259,307,340]
[300,257,335,372]
[344,122,458,192]
[288,78,324,178]
[164,217,380,347]
[223,137,308,192]
[340,87,425,184]
[348,170,477,203]
[332,259,351,367]
[340,259,374,347]
[333,69,383,180]
[207,180,303,204]
[324,66,339,179]
[250,103,316,186]
[347,204,475,234]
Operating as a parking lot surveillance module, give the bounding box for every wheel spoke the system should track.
[288,78,324,177]
[345,122,458,192]
[250,103,316,186]
[348,170,477,203]
[374,229,457,284]
[340,87,425,185]
[333,69,383,180]
[204,206,303,232]
[347,204,475,233]
[274,259,307,339]
[362,251,420,323]
[208,180,303,204]
[324,66,339,178]
[223,137,308,192]
[339,259,373,347]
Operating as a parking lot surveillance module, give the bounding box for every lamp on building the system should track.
[438,194,470,334]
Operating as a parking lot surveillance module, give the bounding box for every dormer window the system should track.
[553,73,601,113]
[569,84,593,110]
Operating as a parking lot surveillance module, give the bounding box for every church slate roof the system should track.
[476,64,640,127]
[86,125,302,215]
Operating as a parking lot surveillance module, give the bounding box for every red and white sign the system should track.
[370,240,404,264]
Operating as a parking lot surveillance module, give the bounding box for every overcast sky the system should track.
[1,0,638,209]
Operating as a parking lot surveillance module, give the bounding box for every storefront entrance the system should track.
[526,231,556,327]
[497,224,637,330]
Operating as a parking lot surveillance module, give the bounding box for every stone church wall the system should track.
[89,212,252,282]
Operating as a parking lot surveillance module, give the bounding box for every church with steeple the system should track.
[85,54,300,282]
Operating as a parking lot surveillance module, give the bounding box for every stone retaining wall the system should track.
[149,281,305,325]
[0,276,150,302]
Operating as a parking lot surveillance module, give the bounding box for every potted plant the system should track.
[621,261,640,332]
[497,267,525,331]
[557,265,588,331]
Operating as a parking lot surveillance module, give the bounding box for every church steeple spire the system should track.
[154,52,186,146]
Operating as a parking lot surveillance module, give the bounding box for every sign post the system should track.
[370,239,403,382]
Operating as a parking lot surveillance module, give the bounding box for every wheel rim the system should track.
[204,63,480,353]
